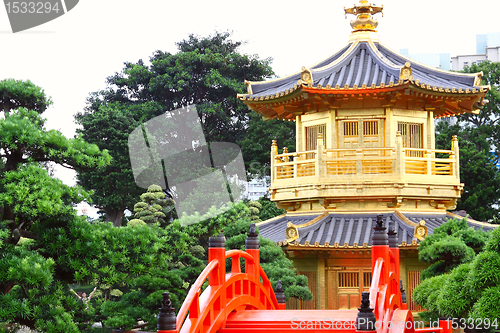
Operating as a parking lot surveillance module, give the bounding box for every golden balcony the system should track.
[269,133,461,210]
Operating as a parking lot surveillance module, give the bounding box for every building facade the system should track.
[452,32,500,70]
[400,49,451,71]
[245,177,269,201]
[238,0,497,313]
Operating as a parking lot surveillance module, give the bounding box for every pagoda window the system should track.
[408,270,423,312]
[343,121,359,137]
[340,119,382,149]
[306,124,327,151]
[398,121,423,157]
[363,272,372,287]
[338,272,359,288]
[363,120,378,136]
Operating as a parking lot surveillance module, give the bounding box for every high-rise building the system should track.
[400,49,451,71]
[452,32,500,70]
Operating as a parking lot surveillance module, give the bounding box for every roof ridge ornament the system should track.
[345,0,383,33]
[300,67,313,86]
[399,62,413,81]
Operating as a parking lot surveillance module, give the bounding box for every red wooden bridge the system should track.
[156,217,452,333]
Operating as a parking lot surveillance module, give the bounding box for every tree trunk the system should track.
[105,207,125,227]
[1,282,15,295]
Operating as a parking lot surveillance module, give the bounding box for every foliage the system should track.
[247,200,262,222]
[239,111,296,178]
[51,219,191,331]
[75,31,277,225]
[469,286,500,323]
[223,203,313,301]
[436,61,500,221]
[75,102,153,226]
[0,79,111,332]
[132,184,175,226]
[437,263,477,318]
[92,202,254,331]
[414,219,500,328]
[0,78,52,115]
[418,217,488,280]
[256,196,286,221]
[412,274,449,322]
[436,121,500,221]
[105,31,273,143]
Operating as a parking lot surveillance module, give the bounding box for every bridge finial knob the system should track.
[356,291,376,331]
[400,280,407,304]
[246,223,259,249]
[158,292,176,331]
[275,280,286,304]
[372,214,388,246]
[209,233,226,248]
[388,220,398,248]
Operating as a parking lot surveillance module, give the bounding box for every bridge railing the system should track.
[157,225,284,333]
[159,217,453,333]
[175,260,220,330]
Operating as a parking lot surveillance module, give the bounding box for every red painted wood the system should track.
[438,319,452,333]
[161,234,449,333]
[414,329,443,333]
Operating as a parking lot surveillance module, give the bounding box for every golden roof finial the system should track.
[345,0,383,33]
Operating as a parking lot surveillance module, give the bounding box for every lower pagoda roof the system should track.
[256,211,497,249]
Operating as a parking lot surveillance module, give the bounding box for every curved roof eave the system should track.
[244,41,359,90]
[239,38,490,102]
[374,40,482,81]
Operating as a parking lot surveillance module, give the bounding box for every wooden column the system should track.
[395,131,404,179]
[316,133,324,179]
[271,140,278,182]
[452,135,460,180]
[318,258,326,309]
[296,115,303,152]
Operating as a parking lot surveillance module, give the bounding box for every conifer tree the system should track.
[413,218,499,326]
[0,79,111,332]
[130,184,175,226]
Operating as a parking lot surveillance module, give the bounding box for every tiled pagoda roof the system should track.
[238,39,489,119]
[257,211,497,249]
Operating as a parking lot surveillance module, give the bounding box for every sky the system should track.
[1,0,499,216]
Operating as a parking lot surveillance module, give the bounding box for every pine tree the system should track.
[131,184,175,226]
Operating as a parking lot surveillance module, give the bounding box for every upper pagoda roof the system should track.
[238,1,490,119]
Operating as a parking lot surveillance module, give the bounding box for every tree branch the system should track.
[18,229,38,240]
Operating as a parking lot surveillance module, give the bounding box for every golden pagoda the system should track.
[238,1,497,312]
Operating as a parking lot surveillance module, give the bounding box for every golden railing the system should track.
[270,133,459,183]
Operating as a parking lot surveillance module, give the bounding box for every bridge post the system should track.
[388,221,399,280]
[371,214,389,285]
[157,292,177,333]
[356,291,376,333]
[274,280,286,310]
[400,280,407,310]
[209,234,226,286]
[245,223,260,281]
[439,317,453,333]
[388,221,402,307]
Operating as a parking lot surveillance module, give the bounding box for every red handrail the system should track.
[175,260,219,331]
[370,258,384,310]
[259,266,272,289]
[225,250,255,274]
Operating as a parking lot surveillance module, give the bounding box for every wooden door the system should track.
[362,120,382,149]
[340,120,360,150]
[301,271,317,309]
[328,268,372,310]
[408,270,423,311]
